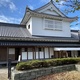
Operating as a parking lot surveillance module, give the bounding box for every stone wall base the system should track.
[11,64,80,80]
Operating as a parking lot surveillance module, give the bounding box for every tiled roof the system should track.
[0,22,31,38]
[0,22,79,42]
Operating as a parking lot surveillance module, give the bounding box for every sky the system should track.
[0,0,80,30]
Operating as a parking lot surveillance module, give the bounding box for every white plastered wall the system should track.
[50,48,54,58]
[32,17,71,37]
[26,17,32,34]
[22,52,27,60]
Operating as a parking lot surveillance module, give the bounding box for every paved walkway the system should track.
[0,68,8,80]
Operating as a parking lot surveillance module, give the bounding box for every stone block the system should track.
[14,74,20,80]
[75,64,80,71]
[45,68,51,75]
[40,70,46,76]
[35,70,41,77]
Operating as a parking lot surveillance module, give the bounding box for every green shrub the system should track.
[42,60,51,67]
[61,58,79,65]
[16,58,80,71]
[16,62,32,70]
[43,59,57,66]
[30,60,43,68]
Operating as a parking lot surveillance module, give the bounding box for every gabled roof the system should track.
[21,7,77,24]
[35,1,66,17]
[21,1,78,24]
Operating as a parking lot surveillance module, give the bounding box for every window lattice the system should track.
[45,19,62,30]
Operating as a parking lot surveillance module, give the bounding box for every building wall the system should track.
[26,17,32,34]
[31,17,71,37]
[9,48,15,61]
[0,47,18,62]
[21,47,54,60]
[45,48,49,58]
[50,48,54,58]
[0,47,79,62]
[21,47,80,60]
[0,47,7,61]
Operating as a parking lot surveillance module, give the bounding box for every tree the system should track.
[54,0,80,27]
[54,0,80,13]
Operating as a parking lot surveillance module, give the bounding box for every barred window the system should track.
[55,20,62,30]
[44,19,62,30]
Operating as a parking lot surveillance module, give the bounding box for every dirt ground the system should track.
[0,68,8,80]
[35,71,80,80]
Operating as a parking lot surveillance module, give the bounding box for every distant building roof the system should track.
[0,22,31,38]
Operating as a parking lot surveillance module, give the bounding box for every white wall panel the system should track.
[40,52,44,59]
[9,48,15,54]
[50,48,54,58]
[36,52,38,59]
[45,48,49,58]
[28,52,33,59]
[22,52,27,60]
[26,18,32,34]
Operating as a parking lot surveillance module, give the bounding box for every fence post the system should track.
[8,58,11,80]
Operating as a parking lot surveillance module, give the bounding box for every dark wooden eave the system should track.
[0,36,79,42]
[0,40,80,47]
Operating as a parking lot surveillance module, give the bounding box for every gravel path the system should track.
[0,68,8,80]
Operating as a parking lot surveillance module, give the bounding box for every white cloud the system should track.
[0,0,16,11]
[29,5,34,10]
[9,2,16,11]
[59,1,64,5]
[0,15,21,24]
[71,26,80,30]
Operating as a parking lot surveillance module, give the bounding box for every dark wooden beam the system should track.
[33,47,35,59]
[48,47,50,58]
[7,47,9,67]
[27,47,28,60]
[43,47,45,59]
[38,47,40,59]
[35,47,36,59]
[20,48,22,61]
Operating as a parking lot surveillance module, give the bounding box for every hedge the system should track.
[16,58,80,71]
